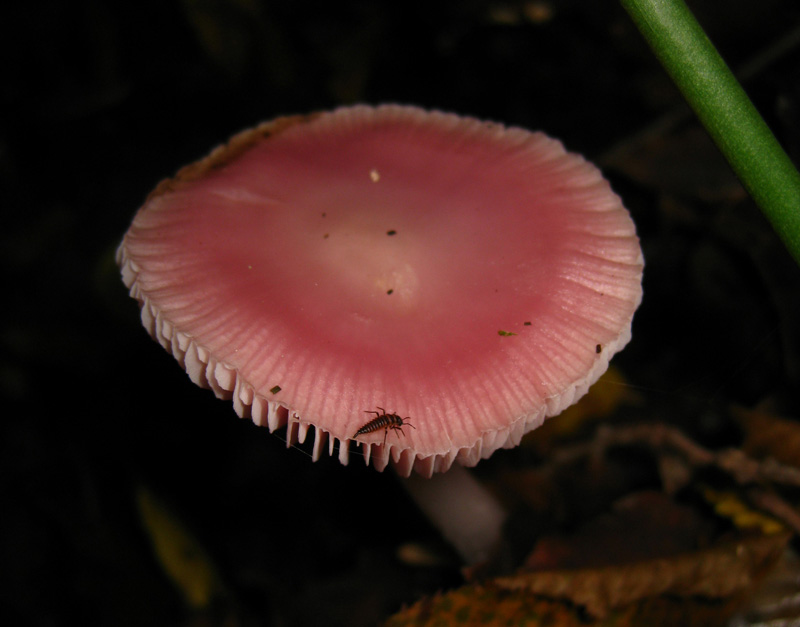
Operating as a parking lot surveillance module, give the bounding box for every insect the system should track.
[352,407,415,447]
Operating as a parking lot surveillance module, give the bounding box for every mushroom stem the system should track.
[401,464,507,565]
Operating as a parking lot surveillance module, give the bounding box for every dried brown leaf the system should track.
[735,406,800,469]
[524,491,713,572]
[384,584,580,627]
[495,532,790,619]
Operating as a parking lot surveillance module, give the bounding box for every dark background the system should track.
[3,1,800,625]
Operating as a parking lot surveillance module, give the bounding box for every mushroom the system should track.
[118,104,643,564]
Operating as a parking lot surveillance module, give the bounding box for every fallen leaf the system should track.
[496,532,790,619]
[136,484,227,609]
[735,406,800,468]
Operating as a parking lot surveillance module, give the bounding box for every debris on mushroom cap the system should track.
[117,104,644,478]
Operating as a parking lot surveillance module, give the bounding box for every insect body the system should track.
[353,407,415,447]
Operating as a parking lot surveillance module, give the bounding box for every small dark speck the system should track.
[596,344,602,354]
[498,330,516,337]
[524,321,531,326]
[270,385,282,394]
[387,230,397,236]
[322,212,326,217]
[323,233,329,239]
[387,289,394,295]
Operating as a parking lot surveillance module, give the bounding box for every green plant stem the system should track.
[620,0,800,265]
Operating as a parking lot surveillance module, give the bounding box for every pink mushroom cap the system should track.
[117,104,643,477]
